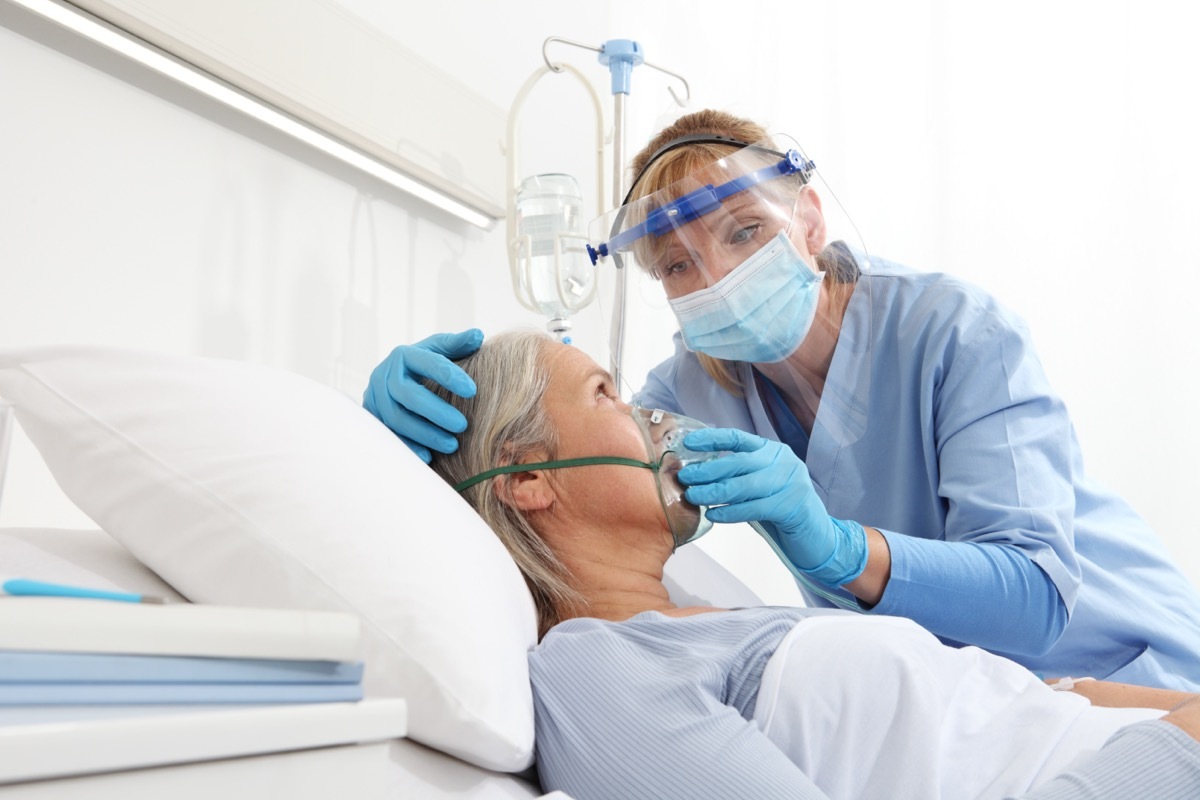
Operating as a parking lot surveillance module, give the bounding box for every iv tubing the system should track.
[748,521,864,612]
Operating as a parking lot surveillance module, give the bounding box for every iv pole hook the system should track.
[542,37,690,106]
[537,36,691,393]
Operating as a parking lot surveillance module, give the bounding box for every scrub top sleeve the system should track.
[633,352,685,413]
[530,626,830,800]
[929,305,1083,611]
[873,530,1069,656]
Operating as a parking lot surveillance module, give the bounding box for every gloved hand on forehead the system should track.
[678,428,868,587]
[363,329,483,464]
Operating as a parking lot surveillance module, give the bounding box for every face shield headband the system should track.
[585,136,816,266]
[453,407,718,548]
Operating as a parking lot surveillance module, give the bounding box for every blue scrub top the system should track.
[637,257,1200,690]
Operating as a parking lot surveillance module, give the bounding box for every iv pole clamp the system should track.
[540,37,689,392]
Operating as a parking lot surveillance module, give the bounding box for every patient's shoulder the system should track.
[530,606,813,680]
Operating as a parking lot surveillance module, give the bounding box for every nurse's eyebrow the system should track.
[723,196,755,212]
[722,196,765,216]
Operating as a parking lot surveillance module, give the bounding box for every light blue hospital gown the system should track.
[636,257,1200,690]
[530,608,1200,800]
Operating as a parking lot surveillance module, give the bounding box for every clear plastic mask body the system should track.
[630,406,720,548]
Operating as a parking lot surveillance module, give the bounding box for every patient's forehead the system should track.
[546,342,608,383]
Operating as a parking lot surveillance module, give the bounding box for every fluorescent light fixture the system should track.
[11,0,496,229]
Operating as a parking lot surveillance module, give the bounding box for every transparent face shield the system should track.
[454,406,717,548]
[587,138,873,450]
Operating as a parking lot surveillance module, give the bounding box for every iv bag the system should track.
[512,173,595,318]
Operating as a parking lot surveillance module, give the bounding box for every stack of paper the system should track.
[0,598,364,705]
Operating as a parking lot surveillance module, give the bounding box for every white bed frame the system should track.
[0,703,551,799]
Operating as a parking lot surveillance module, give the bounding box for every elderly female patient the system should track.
[423,329,1200,800]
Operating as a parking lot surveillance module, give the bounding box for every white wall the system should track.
[616,0,1200,597]
[0,2,528,528]
[2,0,1197,599]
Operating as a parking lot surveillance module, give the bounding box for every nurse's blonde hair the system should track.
[424,329,585,639]
[628,109,777,197]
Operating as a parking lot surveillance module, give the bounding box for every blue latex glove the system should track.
[678,428,869,587]
[362,329,483,463]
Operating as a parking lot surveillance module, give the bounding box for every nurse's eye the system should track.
[654,260,691,282]
[729,224,762,245]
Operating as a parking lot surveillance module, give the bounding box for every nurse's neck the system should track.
[755,283,848,432]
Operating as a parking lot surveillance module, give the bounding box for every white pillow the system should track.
[664,541,764,609]
[0,402,13,512]
[0,346,538,772]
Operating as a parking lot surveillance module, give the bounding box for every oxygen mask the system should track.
[454,406,720,549]
[630,406,721,548]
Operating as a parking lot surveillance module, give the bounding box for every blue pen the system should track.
[0,577,167,604]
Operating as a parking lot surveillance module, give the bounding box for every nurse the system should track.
[364,109,1200,691]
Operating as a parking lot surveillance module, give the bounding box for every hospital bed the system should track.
[0,346,764,798]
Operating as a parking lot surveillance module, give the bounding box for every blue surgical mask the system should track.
[667,231,825,363]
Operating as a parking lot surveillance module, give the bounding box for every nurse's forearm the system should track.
[842,527,890,607]
[1164,696,1200,740]
[1060,679,1195,712]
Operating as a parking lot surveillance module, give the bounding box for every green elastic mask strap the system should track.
[453,456,657,493]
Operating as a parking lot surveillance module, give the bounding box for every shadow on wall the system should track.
[395,214,483,346]
[197,181,251,360]
[436,237,475,331]
[335,192,382,397]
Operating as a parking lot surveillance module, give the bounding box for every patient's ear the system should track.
[492,450,556,512]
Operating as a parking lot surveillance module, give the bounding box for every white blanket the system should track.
[753,615,1162,799]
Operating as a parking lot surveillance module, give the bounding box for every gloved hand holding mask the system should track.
[678,428,868,587]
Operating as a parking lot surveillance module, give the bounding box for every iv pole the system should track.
[541,38,690,393]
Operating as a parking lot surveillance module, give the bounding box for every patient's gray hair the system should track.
[424,329,585,638]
